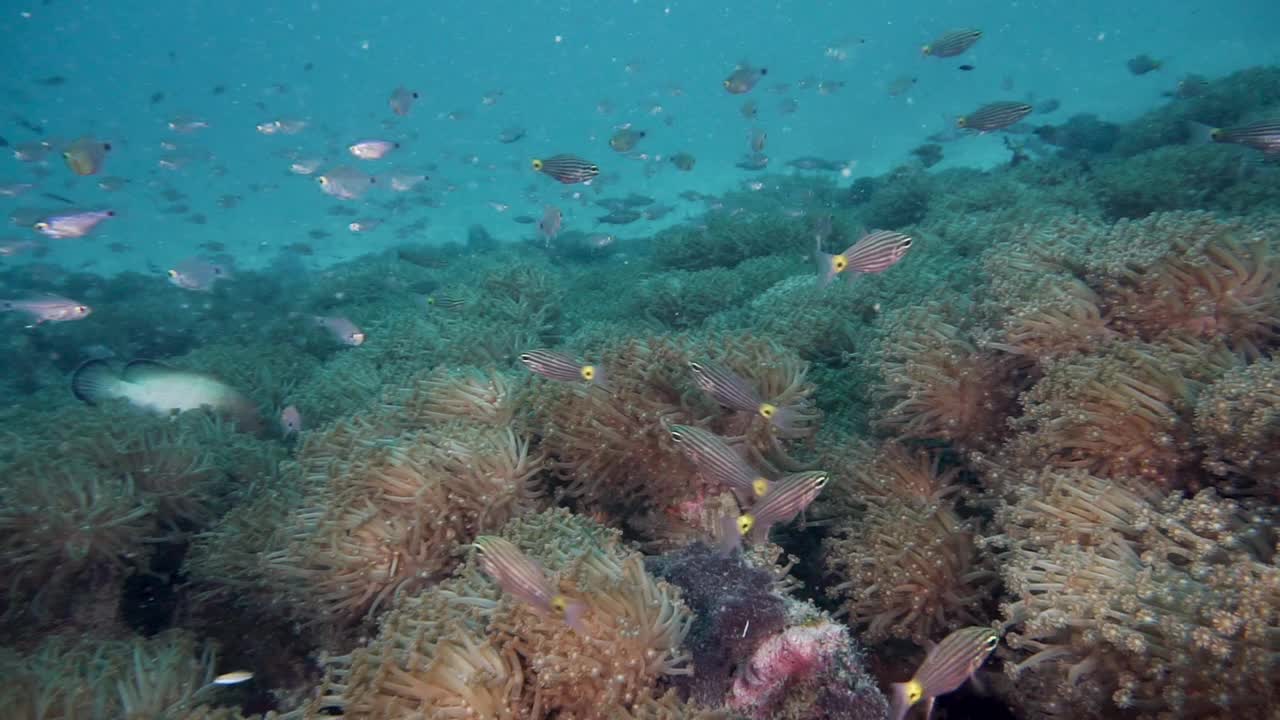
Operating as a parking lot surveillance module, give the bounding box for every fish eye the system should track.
[34,222,48,230]
[167,269,178,277]
[519,353,533,363]
[62,151,71,159]
[670,429,685,442]
[588,165,599,173]
[317,177,328,185]
[813,473,829,488]
[76,305,89,313]
[983,634,999,650]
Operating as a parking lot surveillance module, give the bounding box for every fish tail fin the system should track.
[888,683,915,720]
[1187,121,1219,146]
[765,403,803,433]
[814,250,841,287]
[590,366,612,392]
[563,599,589,633]
[714,512,743,557]
[71,358,119,405]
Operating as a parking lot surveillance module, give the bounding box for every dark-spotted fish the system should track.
[815,229,913,287]
[531,154,599,184]
[62,137,111,176]
[922,28,982,57]
[956,101,1032,132]
[724,64,768,94]
[34,210,115,239]
[609,128,646,152]
[2,294,92,324]
[389,86,419,116]
[890,627,1001,720]
[670,152,696,171]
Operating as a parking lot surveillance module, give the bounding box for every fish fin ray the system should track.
[71,358,119,405]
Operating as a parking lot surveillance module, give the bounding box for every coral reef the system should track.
[1194,357,1280,493]
[989,472,1279,719]
[299,509,694,719]
[822,442,997,644]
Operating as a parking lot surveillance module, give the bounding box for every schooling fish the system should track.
[316,167,376,200]
[33,210,116,239]
[531,154,599,184]
[1,295,92,325]
[890,627,1001,720]
[1192,119,1280,155]
[732,471,829,546]
[669,424,771,504]
[519,349,609,389]
[688,360,805,433]
[956,101,1033,132]
[349,140,399,160]
[312,315,365,346]
[62,137,111,176]
[472,536,587,632]
[167,257,232,292]
[389,86,419,116]
[815,229,914,287]
[922,28,982,57]
[724,64,768,94]
[71,359,261,431]
[609,128,646,152]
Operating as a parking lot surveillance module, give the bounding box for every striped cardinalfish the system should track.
[733,471,829,547]
[921,29,982,58]
[815,229,914,287]
[956,101,1033,132]
[531,154,600,184]
[688,360,804,432]
[473,536,587,632]
[519,349,610,389]
[1191,119,1280,155]
[890,626,1001,720]
[669,424,771,504]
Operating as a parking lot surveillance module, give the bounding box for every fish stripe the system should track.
[520,349,588,383]
[926,29,982,57]
[670,425,769,500]
[959,102,1032,132]
[916,627,1000,696]
[843,230,914,274]
[1217,121,1280,152]
[689,361,763,414]
[475,536,554,612]
[534,154,599,184]
[749,471,828,538]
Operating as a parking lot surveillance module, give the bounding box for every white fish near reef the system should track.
[71,358,261,432]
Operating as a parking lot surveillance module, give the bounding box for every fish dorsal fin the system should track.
[122,359,176,383]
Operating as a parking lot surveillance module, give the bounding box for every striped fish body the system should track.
[923,28,982,57]
[532,154,599,184]
[669,425,770,503]
[520,349,608,388]
[743,471,828,544]
[689,360,764,414]
[1215,120,1280,154]
[957,102,1032,132]
[840,230,914,277]
[474,536,555,611]
[890,626,1000,720]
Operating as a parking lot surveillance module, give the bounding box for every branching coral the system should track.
[822,442,997,644]
[873,304,1023,452]
[1194,357,1280,492]
[303,509,693,719]
[993,484,1279,719]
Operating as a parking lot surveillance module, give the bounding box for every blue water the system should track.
[3,0,1276,274]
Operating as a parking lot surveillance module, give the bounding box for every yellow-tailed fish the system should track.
[519,349,609,389]
[473,536,587,632]
[890,627,1001,720]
